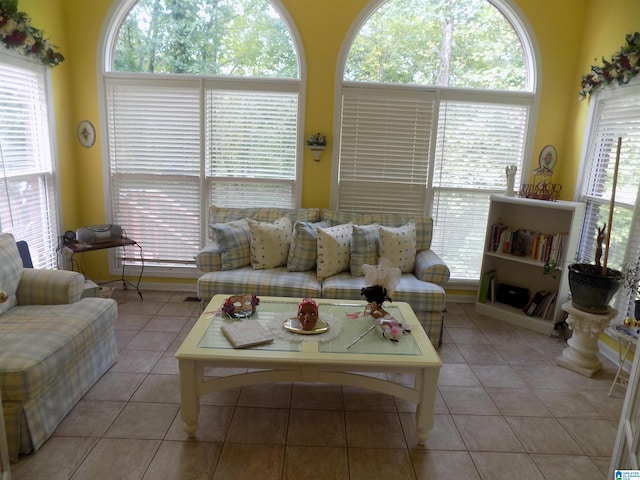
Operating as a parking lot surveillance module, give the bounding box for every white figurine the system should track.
[505,165,517,196]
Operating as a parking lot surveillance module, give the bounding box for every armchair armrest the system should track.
[414,249,450,286]
[195,242,223,272]
[16,269,85,305]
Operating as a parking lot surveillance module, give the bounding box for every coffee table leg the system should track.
[179,360,200,437]
[414,367,439,445]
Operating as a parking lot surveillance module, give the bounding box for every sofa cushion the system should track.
[316,223,353,280]
[248,217,292,269]
[211,219,252,270]
[379,220,416,273]
[0,233,23,315]
[323,209,433,251]
[197,267,322,300]
[350,223,380,276]
[287,220,330,272]
[321,271,446,313]
[208,206,320,240]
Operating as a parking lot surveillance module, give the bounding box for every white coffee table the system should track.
[175,295,442,444]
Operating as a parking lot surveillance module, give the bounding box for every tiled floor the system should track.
[10,290,625,479]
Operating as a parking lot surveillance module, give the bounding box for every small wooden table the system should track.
[64,238,143,299]
[175,295,442,445]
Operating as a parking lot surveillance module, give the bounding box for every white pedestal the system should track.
[557,301,617,377]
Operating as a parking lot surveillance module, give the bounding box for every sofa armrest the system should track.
[414,249,450,286]
[16,269,85,305]
[195,242,223,272]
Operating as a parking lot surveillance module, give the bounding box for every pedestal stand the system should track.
[557,301,617,377]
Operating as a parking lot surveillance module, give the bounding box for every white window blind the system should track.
[577,83,640,318]
[336,87,530,281]
[206,89,298,207]
[337,87,435,214]
[106,78,299,268]
[431,99,528,279]
[106,80,202,266]
[0,54,59,269]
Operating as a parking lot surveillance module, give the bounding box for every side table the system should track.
[557,301,617,377]
[605,324,638,396]
[63,237,144,300]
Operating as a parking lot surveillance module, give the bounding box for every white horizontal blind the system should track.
[205,89,298,206]
[578,84,640,318]
[338,88,435,214]
[106,79,300,267]
[106,81,202,265]
[431,100,528,279]
[0,55,58,269]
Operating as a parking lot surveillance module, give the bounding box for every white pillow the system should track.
[248,217,292,269]
[316,223,353,280]
[378,219,416,273]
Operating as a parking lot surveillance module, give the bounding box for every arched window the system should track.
[101,0,302,273]
[335,0,537,282]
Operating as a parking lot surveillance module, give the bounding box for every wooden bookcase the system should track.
[475,194,585,334]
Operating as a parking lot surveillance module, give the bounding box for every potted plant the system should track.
[568,137,625,313]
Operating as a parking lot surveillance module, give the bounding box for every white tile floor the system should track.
[9,290,624,479]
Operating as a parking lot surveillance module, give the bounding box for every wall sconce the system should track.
[306,132,327,162]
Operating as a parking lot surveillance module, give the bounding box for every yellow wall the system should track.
[563,0,640,200]
[14,0,640,282]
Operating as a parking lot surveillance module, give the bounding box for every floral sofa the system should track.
[196,206,449,346]
[0,233,118,461]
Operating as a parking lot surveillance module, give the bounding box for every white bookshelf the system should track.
[475,194,585,334]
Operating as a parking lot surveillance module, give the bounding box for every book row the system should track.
[489,223,567,266]
[478,270,557,320]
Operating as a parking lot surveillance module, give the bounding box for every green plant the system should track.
[543,259,557,279]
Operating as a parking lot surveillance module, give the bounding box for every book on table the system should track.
[221,321,274,348]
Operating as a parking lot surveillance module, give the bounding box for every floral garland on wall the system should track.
[0,0,64,66]
[579,32,640,100]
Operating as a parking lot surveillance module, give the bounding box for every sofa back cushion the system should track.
[287,220,330,272]
[0,233,23,315]
[248,217,292,269]
[323,209,433,251]
[316,223,353,280]
[208,206,319,240]
[350,224,380,276]
[210,220,252,270]
[379,220,417,273]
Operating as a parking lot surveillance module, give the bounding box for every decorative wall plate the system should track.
[538,145,557,173]
[77,120,96,148]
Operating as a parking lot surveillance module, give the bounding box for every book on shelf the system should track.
[523,290,551,316]
[220,321,274,348]
[513,229,537,258]
[540,292,557,320]
[521,290,557,318]
[479,270,496,303]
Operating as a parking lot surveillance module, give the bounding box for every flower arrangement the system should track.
[0,0,64,66]
[306,132,327,146]
[579,32,640,100]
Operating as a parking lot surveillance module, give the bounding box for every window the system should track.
[336,0,537,283]
[576,81,640,319]
[103,0,301,273]
[0,52,59,269]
